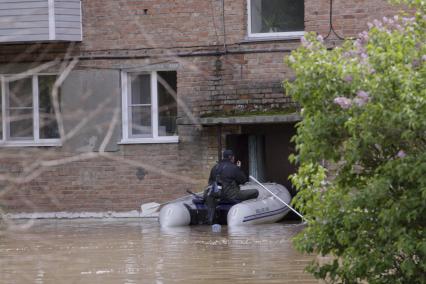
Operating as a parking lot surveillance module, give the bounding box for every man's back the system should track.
[208,159,248,200]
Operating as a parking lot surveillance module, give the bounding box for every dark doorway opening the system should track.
[226,123,297,196]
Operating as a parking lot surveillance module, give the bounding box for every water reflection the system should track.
[0,219,318,283]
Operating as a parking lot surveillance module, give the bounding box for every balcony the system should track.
[0,0,82,43]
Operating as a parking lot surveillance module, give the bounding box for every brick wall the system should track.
[0,0,406,213]
[80,0,401,50]
[178,53,297,117]
[305,0,401,37]
[0,128,212,213]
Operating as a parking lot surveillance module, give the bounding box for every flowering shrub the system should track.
[285,0,425,283]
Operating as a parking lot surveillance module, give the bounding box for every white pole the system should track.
[249,175,307,222]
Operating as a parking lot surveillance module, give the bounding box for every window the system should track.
[121,71,178,144]
[0,75,61,146]
[247,0,304,38]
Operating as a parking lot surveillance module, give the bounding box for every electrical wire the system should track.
[324,0,354,40]
[222,0,227,53]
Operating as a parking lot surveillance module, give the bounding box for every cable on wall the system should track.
[209,0,221,47]
[324,0,352,40]
[222,0,227,53]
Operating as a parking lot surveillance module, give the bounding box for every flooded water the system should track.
[0,219,318,284]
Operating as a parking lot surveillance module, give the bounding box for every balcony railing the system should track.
[0,0,82,43]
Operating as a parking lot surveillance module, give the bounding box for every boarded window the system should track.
[60,70,121,152]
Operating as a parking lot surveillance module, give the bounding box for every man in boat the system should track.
[204,149,259,223]
[208,149,259,201]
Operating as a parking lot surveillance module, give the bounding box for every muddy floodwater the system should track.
[0,219,318,283]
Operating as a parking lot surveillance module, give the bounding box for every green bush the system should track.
[286,1,425,283]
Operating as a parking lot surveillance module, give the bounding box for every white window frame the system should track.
[247,0,304,39]
[120,71,179,144]
[0,74,62,147]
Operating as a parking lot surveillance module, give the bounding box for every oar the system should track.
[140,191,204,217]
[249,175,307,222]
[140,202,162,217]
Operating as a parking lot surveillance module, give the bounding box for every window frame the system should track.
[120,71,179,144]
[247,0,305,39]
[0,74,62,147]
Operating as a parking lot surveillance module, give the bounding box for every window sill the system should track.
[243,32,304,43]
[0,140,62,147]
[119,136,179,144]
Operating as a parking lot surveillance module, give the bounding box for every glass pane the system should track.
[251,0,304,33]
[9,108,33,139]
[39,75,60,139]
[131,74,151,105]
[131,106,152,137]
[9,78,33,108]
[157,71,177,136]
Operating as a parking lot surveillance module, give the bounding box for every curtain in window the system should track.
[130,74,152,137]
[157,71,177,137]
[251,0,304,33]
[38,75,60,139]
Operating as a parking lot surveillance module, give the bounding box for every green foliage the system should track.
[286,1,426,283]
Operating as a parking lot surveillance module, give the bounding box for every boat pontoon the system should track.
[159,182,292,227]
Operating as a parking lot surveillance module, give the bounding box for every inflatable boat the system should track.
[159,182,292,227]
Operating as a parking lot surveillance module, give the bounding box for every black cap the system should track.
[223,149,234,159]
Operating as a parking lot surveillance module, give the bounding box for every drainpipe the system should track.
[217,124,223,162]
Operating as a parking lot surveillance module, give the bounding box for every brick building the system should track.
[0,0,401,216]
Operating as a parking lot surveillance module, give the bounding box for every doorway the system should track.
[226,123,297,195]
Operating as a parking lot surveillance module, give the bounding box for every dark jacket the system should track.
[208,159,248,200]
